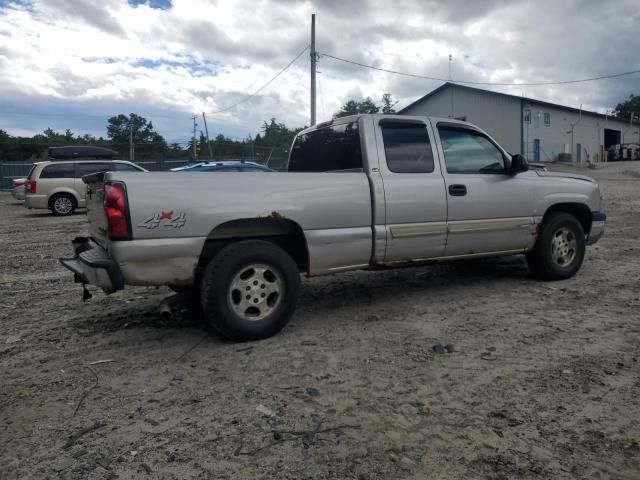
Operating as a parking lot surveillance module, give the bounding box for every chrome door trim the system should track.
[447,217,534,233]
[376,248,528,266]
[389,222,448,238]
[387,217,534,239]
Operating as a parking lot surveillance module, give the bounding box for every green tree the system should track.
[257,118,292,146]
[252,118,304,162]
[78,133,99,143]
[107,113,166,144]
[334,97,380,118]
[39,128,74,145]
[613,94,640,120]
[381,93,398,114]
[106,113,167,158]
[43,127,56,138]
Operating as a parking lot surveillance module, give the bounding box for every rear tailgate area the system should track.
[82,172,110,249]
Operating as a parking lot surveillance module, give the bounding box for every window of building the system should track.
[380,121,434,173]
[437,126,506,174]
[524,109,531,123]
[544,112,551,126]
[288,121,362,172]
[40,163,75,179]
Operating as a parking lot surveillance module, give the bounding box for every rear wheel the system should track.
[169,285,192,294]
[50,193,76,216]
[526,212,585,280]
[200,240,301,341]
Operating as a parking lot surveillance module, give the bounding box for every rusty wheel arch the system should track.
[195,217,310,277]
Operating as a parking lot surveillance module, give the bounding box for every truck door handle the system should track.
[448,184,467,196]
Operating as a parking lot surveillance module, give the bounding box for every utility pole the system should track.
[191,115,198,162]
[129,115,134,162]
[202,112,213,160]
[310,13,316,126]
[448,54,454,118]
[250,134,255,161]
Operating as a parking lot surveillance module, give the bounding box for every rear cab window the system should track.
[288,121,363,172]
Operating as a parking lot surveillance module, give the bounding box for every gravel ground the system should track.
[1,162,639,480]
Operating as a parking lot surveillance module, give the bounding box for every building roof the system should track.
[398,82,636,124]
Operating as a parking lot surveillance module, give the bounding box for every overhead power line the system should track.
[210,45,310,114]
[1,46,310,126]
[319,52,640,86]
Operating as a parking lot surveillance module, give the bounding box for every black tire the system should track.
[168,285,200,305]
[49,193,76,216]
[169,285,192,294]
[200,240,301,341]
[526,212,585,280]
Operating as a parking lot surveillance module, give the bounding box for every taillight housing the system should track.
[12,179,24,188]
[104,182,131,240]
[26,180,37,194]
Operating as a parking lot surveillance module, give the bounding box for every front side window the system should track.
[288,122,362,172]
[40,163,75,179]
[438,126,506,174]
[380,121,434,173]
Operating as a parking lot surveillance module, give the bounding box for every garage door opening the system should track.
[604,128,621,148]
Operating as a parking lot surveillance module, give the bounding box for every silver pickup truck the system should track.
[61,114,606,341]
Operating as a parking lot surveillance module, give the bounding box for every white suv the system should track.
[25,160,146,216]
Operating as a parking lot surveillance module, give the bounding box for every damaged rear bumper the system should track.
[59,237,124,292]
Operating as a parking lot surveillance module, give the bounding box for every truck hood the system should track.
[535,171,594,183]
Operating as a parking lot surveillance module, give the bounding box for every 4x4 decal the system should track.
[137,211,187,229]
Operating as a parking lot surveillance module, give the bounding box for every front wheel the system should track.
[526,212,585,280]
[50,193,76,216]
[200,240,301,341]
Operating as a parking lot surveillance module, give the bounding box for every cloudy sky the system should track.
[1,0,639,143]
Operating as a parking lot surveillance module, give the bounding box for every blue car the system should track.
[170,161,273,172]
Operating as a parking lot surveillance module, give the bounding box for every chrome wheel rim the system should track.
[54,196,73,214]
[228,263,283,321]
[551,227,576,267]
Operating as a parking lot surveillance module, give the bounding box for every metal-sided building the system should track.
[399,82,640,163]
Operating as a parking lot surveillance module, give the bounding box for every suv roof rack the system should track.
[48,146,118,160]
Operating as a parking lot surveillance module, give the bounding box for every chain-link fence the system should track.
[0,155,289,191]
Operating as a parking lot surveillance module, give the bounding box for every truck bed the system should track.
[85,171,375,279]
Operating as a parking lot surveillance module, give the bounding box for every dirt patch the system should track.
[1,164,639,479]
[622,169,640,179]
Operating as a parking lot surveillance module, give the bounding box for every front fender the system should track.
[534,181,601,217]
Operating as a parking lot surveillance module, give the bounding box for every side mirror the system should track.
[510,154,528,175]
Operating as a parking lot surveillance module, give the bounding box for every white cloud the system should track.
[0,0,639,139]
